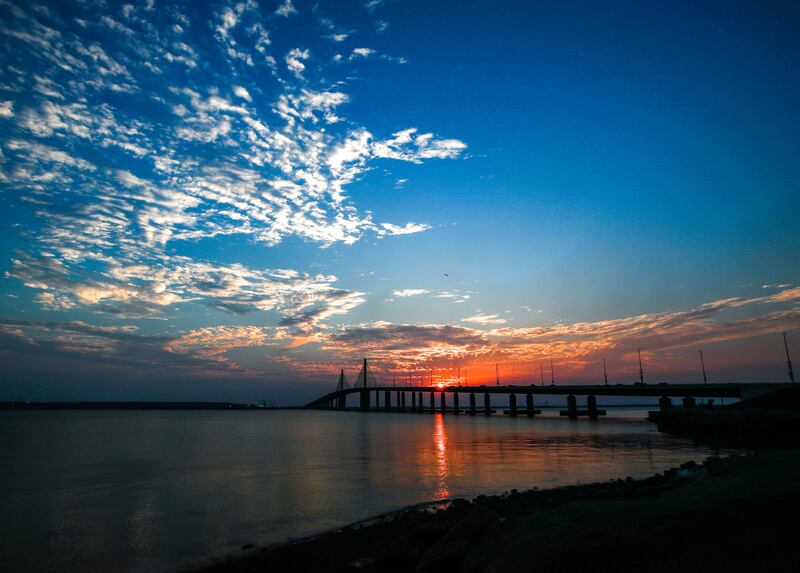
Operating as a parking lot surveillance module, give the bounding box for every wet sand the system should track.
[192,449,800,572]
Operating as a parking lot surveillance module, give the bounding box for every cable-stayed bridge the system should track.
[307,359,790,418]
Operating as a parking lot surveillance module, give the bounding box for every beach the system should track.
[194,449,800,572]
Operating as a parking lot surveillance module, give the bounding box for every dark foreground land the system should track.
[194,449,800,573]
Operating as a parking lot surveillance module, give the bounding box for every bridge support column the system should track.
[509,393,517,416]
[412,391,417,410]
[418,391,424,411]
[587,394,598,418]
[376,390,380,409]
[567,394,577,418]
[526,393,534,416]
[682,396,696,408]
[469,392,476,414]
[659,396,671,412]
[401,392,406,411]
[430,391,435,413]
[385,390,391,411]
[440,391,447,413]
[453,392,460,414]
[396,391,401,411]
[484,392,491,415]
[360,389,370,411]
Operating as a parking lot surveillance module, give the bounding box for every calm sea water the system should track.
[1,409,738,572]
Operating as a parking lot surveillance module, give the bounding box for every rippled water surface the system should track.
[1,409,738,572]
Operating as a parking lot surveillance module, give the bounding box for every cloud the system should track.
[318,288,800,381]
[380,222,431,236]
[387,289,472,304]
[274,0,298,18]
[0,0,468,370]
[435,291,472,303]
[233,86,252,101]
[165,325,275,360]
[373,128,468,163]
[393,289,431,298]
[0,319,248,376]
[350,47,375,60]
[462,313,507,325]
[285,47,310,78]
[10,253,366,327]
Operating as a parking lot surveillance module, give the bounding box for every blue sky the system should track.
[1,0,799,404]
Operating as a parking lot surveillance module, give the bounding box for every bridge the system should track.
[306,359,790,418]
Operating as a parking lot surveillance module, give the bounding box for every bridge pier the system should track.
[376,390,380,409]
[509,393,517,416]
[453,392,460,414]
[526,392,535,416]
[567,394,578,418]
[659,396,671,412]
[338,394,345,409]
[396,391,401,411]
[418,391,423,412]
[360,389,370,411]
[430,391,435,413]
[682,396,696,408]
[587,394,598,418]
[469,392,476,414]
[440,391,447,413]
[401,391,406,411]
[412,391,417,410]
[384,390,391,411]
[484,392,491,415]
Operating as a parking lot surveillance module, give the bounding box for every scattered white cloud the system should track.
[380,222,430,236]
[350,47,376,60]
[274,0,298,18]
[393,289,431,298]
[285,47,310,78]
[462,313,508,325]
[0,0,468,359]
[233,85,252,101]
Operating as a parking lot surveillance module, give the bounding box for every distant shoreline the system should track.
[0,401,303,410]
[0,401,659,410]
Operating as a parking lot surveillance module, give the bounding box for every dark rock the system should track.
[410,522,445,544]
[438,507,498,545]
[416,540,471,572]
[348,556,375,569]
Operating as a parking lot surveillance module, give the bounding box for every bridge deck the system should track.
[307,382,789,408]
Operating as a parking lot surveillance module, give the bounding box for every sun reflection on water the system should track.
[433,413,449,499]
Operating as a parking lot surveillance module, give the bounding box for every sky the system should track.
[1,0,799,405]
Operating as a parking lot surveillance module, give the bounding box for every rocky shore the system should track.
[192,449,800,573]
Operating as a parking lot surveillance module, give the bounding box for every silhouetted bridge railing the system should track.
[306,382,789,418]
